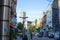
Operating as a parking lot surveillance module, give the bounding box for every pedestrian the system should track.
[9,23,16,40]
[31,33,32,39]
[23,34,28,40]
[16,33,22,40]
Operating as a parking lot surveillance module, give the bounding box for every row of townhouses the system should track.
[42,0,60,32]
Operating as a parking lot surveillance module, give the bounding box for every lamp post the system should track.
[20,17,28,38]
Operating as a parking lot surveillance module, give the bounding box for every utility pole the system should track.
[0,0,11,40]
[20,16,28,37]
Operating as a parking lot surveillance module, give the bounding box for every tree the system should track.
[28,24,35,33]
[17,22,23,30]
[17,22,28,40]
[36,27,40,32]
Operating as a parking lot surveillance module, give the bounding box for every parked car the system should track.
[54,31,60,40]
[47,32,54,38]
[37,31,43,37]
[35,33,39,36]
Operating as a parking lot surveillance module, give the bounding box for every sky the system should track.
[16,0,53,22]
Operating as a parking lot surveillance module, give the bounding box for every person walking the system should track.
[30,33,32,39]
[23,34,28,40]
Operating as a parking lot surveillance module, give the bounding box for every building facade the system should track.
[44,5,53,32]
[10,0,17,28]
[20,11,26,23]
[37,18,43,28]
[58,0,60,31]
[45,0,59,31]
[52,0,59,31]
[0,0,11,40]
[46,5,52,28]
[0,0,17,40]
[42,12,47,29]
[24,21,32,29]
[10,0,17,40]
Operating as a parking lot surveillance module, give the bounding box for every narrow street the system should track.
[32,37,54,40]
[16,33,55,40]
[0,0,60,40]
[29,35,54,40]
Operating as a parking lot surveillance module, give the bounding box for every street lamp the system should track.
[20,17,28,37]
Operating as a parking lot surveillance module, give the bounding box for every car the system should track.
[37,32,43,37]
[47,32,54,38]
[54,31,60,40]
[35,33,39,36]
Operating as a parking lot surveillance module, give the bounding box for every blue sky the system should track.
[16,0,53,22]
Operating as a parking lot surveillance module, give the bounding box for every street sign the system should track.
[11,17,17,23]
[4,26,8,32]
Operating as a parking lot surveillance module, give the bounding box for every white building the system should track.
[46,5,52,28]
[20,11,32,29]
[20,11,26,23]
[24,21,32,29]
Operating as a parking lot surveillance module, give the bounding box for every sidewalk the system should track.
[16,35,22,40]
[28,35,55,40]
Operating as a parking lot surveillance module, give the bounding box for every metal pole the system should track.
[20,17,28,38]
[23,19,25,37]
